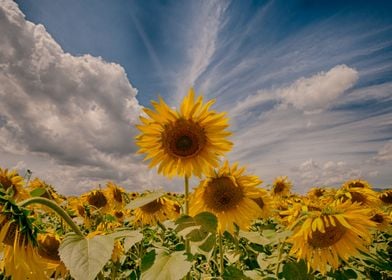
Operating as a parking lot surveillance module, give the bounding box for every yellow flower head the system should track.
[0,168,29,201]
[341,179,372,190]
[81,189,111,214]
[189,161,270,234]
[0,211,51,279]
[271,176,292,197]
[288,201,376,274]
[136,88,233,178]
[379,189,392,205]
[104,182,127,210]
[134,197,181,226]
[335,186,380,208]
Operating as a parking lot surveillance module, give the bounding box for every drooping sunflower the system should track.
[0,167,29,201]
[341,179,372,189]
[136,88,233,178]
[189,161,270,233]
[370,211,392,231]
[335,186,380,208]
[271,176,292,197]
[104,182,127,210]
[288,201,376,274]
[134,197,181,226]
[379,189,392,205]
[37,232,68,279]
[0,208,51,279]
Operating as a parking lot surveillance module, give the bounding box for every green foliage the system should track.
[141,250,192,280]
[59,233,115,280]
[126,191,165,210]
[29,188,47,197]
[281,260,313,280]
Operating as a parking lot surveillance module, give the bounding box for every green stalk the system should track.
[18,197,84,236]
[219,233,224,275]
[275,240,286,277]
[184,175,189,215]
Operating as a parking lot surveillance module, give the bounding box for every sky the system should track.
[1,0,391,195]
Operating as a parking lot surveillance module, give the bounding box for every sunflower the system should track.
[104,182,127,210]
[341,179,372,189]
[28,178,64,204]
[0,209,51,279]
[0,167,29,201]
[336,186,380,208]
[288,201,375,274]
[189,161,269,234]
[136,88,233,178]
[81,189,112,214]
[134,197,180,226]
[370,211,392,231]
[271,176,292,197]
[379,189,392,205]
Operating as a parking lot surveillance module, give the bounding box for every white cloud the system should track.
[373,141,392,163]
[0,1,168,195]
[279,65,358,113]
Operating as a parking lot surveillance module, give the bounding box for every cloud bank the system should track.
[0,1,169,194]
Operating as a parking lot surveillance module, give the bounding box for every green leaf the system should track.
[106,229,143,252]
[198,234,216,252]
[175,212,217,235]
[344,269,357,279]
[141,249,156,272]
[239,230,271,245]
[193,212,218,233]
[29,188,47,197]
[223,265,252,280]
[59,233,115,280]
[126,191,165,210]
[281,260,310,280]
[141,250,191,280]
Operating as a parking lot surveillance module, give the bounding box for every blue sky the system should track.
[1,0,391,194]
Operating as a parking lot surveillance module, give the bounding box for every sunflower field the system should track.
[1,89,391,280]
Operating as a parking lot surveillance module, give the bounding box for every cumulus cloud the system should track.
[279,65,358,113]
[0,1,168,194]
[291,159,362,188]
[231,65,358,116]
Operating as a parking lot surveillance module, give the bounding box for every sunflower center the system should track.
[274,182,286,194]
[203,177,244,212]
[253,197,265,209]
[113,188,123,203]
[140,199,163,214]
[0,176,12,190]
[371,213,384,224]
[88,191,108,209]
[38,235,61,261]
[350,192,366,204]
[380,192,392,204]
[348,182,365,188]
[162,119,206,158]
[308,220,346,248]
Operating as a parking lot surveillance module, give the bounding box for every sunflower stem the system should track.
[275,240,286,277]
[184,175,191,280]
[18,197,84,237]
[219,232,224,275]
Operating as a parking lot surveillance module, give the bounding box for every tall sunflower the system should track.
[135,88,233,178]
[104,182,127,210]
[189,161,269,233]
[335,186,380,208]
[134,197,180,226]
[288,201,375,274]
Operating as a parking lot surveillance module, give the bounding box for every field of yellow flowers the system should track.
[1,89,391,280]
